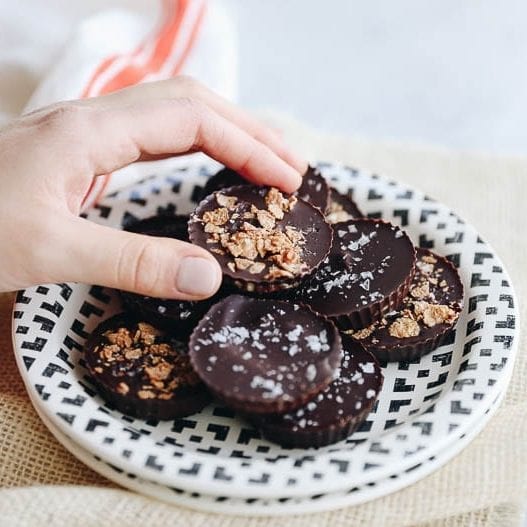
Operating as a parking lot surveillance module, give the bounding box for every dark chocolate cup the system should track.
[296,219,417,331]
[188,185,334,294]
[123,214,190,238]
[89,377,211,421]
[188,295,343,415]
[84,314,211,421]
[120,213,223,337]
[331,265,416,331]
[120,287,232,338]
[253,336,384,448]
[369,328,457,363]
[201,165,330,212]
[296,166,330,213]
[200,167,244,200]
[354,249,464,362]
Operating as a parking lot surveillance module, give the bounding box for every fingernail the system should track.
[176,257,220,296]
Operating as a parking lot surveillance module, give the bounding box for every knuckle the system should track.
[175,75,200,94]
[35,102,90,135]
[117,237,161,294]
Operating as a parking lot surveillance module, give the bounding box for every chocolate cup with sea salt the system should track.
[325,188,364,223]
[200,165,330,212]
[347,248,464,362]
[253,335,383,448]
[188,185,333,293]
[84,314,211,421]
[119,214,227,336]
[295,219,416,330]
[188,295,343,414]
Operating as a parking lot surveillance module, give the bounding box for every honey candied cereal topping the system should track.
[199,187,308,280]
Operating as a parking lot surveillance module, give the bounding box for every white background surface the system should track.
[221,0,527,156]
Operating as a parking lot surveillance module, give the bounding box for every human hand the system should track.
[0,77,306,300]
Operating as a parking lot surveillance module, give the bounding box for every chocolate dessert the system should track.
[296,219,416,330]
[201,165,330,211]
[188,186,333,293]
[347,249,464,361]
[120,214,221,336]
[84,314,211,420]
[189,295,342,414]
[254,335,383,447]
[325,188,364,223]
[295,165,330,212]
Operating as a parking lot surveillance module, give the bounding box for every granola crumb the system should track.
[351,325,376,339]
[422,255,437,264]
[326,200,354,224]
[249,261,266,274]
[416,260,434,275]
[116,382,129,395]
[410,281,430,299]
[414,302,457,327]
[389,317,421,338]
[200,187,307,280]
[137,389,156,400]
[216,194,238,209]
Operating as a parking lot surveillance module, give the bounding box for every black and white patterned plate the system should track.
[31,386,506,515]
[12,161,519,499]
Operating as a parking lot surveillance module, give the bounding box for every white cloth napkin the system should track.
[0,0,237,206]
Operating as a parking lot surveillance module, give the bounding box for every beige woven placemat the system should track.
[1,114,526,526]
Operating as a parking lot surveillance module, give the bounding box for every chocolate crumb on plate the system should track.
[84,314,211,420]
[188,295,342,414]
[253,335,383,448]
[188,185,333,293]
[346,248,464,361]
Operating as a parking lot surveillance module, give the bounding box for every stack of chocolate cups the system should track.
[84,166,464,448]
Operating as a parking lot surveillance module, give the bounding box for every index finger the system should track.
[83,98,303,193]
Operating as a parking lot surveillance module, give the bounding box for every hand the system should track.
[0,77,306,299]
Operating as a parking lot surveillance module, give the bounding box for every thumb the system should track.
[52,216,222,300]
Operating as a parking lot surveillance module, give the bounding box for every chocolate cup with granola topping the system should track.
[84,314,211,420]
[252,335,383,448]
[295,219,416,330]
[325,188,364,224]
[347,248,464,362]
[188,185,333,293]
[120,214,226,336]
[200,165,330,212]
[188,295,343,414]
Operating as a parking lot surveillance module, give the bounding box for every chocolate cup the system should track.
[295,219,416,330]
[201,165,329,212]
[350,249,464,362]
[188,185,333,293]
[120,214,222,337]
[123,214,190,239]
[200,167,244,200]
[188,295,343,414]
[296,166,330,212]
[253,335,383,448]
[84,314,211,421]
[325,188,365,222]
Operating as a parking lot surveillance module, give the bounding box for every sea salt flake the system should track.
[286,325,304,342]
[360,362,375,374]
[305,364,317,382]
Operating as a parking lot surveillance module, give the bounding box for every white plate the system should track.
[32,387,506,516]
[12,161,520,498]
